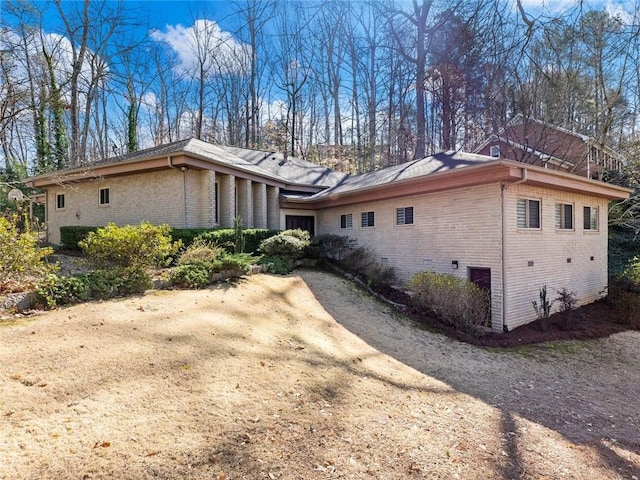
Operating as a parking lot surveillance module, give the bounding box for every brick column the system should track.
[207,170,217,226]
[252,183,268,228]
[236,178,253,228]
[219,174,235,228]
[266,186,280,230]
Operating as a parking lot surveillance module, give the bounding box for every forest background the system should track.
[1,0,640,236]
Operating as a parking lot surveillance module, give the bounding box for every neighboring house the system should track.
[26,139,630,332]
[474,115,625,179]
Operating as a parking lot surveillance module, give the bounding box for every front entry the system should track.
[285,215,315,235]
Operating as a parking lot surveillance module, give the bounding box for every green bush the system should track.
[170,264,211,289]
[85,267,152,299]
[59,226,98,251]
[259,229,310,258]
[0,215,57,292]
[197,228,280,254]
[36,273,88,309]
[177,239,226,269]
[79,222,180,269]
[617,256,640,293]
[611,290,640,328]
[218,253,256,273]
[410,271,490,335]
[170,228,211,248]
[259,255,294,275]
[312,234,357,261]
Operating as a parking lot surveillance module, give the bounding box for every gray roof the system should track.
[221,146,348,188]
[310,151,494,199]
[84,139,344,188]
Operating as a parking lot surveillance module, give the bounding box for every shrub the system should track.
[218,253,255,273]
[259,255,294,275]
[85,267,152,299]
[170,264,211,289]
[410,271,490,335]
[177,239,226,270]
[555,287,578,329]
[0,215,57,292]
[170,228,211,248]
[617,256,640,293]
[36,274,88,309]
[59,226,98,251]
[312,234,357,261]
[259,229,310,258]
[79,222,180,269]
[611,290,640,328]
[196,228,280,254]
[532,285,553,331]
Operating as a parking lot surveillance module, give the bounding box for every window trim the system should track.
[517,197,541,229]
[361,211,375,228]
[99,187,110,206]
[56,193,65,210]
[555,202,574,231]
[395,206,414,226]
[340,213,353,229]
[583,205,599,231]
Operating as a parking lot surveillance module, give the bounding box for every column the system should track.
[219,174,235,228]
[266,186,280,230]
[236,178,253,228]
[252,183,268,228]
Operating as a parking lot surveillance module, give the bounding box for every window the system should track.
[361,211,375,227]
[517,198,540,229]
[56,193,65,210]
[340,213,353,229]
[99,188,110,206]
[555,203,573,230]
[490,145,501,158]
[396,206,414,225]
[584,206,598,230]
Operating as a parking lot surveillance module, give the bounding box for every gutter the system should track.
[500,167,528,332]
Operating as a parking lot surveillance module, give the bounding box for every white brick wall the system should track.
[316,182,612,331]
[316,184,505,327]
[46,170,184,244]
[503,183,608,329]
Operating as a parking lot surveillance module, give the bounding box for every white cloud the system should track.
[605,1,637,24]
[150,19,251,77]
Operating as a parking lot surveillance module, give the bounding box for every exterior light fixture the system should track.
[452,260,459,269]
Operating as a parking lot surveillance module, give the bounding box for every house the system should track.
[474,115,625,179]
[26,139,630,332]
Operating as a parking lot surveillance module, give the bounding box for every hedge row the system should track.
[59,225,280,254]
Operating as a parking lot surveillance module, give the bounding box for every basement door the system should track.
[469,267,491,291]
[285,215,315,236]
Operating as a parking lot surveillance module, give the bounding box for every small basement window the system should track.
[361,211,375,228]
[99,188,110,206]
[396,206,414,225]
[56,193,65,210]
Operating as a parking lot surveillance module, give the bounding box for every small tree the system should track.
[0,215,57,292]
[532,285,554,331]
[79,222,179,270]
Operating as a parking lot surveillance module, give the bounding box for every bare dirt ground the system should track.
[1,269,639,479]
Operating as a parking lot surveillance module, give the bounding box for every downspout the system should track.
[167,156,188,228]
[501,167,528,333]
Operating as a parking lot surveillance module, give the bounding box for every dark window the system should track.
[340,213,353,229]
[555,203,573,230]
[99,188,110,205]
[584,206,598,230]
[517,198,540,229]
[56,194,65,209]
[396,206,414,225]
[361,211,375,227]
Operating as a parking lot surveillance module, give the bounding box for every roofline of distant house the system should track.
[282,159,631,210]
[24,148,324,193]
[473,134,574,167]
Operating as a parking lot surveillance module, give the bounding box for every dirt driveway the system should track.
[1,270,639,479]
